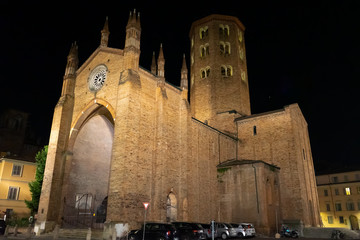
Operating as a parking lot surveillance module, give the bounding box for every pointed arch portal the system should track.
[62,105,114,228]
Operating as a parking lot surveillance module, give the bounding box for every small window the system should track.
[339,216,344,224]
[7,187,19,200]
[12,164,23,176]
[345,187,351,195]
[328,216,334,224]
[326,203,331,211]
[346,202,355,211]
[219,24,229,37]
[335,188,339,195]
[324,189,328,196]
[357,186,360,194]
[332,176,338,183]
[200,44,209,58]
[200,67,210,79]
[335,203,342,211]
[253,126,257,135]
[200,27,209,39]
[344,175,349,182]
[221,65,233,77]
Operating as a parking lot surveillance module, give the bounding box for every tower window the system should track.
[220,42,231,55]
[221,65,233,77]
[200,26,209,39]
[200,44,209,57]
[253,126,257,135]
[219,24,230,37]
[200,67,211,79]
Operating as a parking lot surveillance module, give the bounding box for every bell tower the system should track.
[189,15,251,134]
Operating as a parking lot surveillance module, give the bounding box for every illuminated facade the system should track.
[317,170,360,230]
[36,11,320,237]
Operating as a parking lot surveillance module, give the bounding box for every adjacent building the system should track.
[0,109,40,219]
[0,157,36,219]
[36,11,320,237]
[316,170,360,230]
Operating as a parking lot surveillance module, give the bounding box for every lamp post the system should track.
[142,202,149,240]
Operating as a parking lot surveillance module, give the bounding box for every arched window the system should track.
[200,67,211,79]
[166,192,177,222]
[219,24,230,37]
[200,26,209,39]
[200,44,209,58]
[220,42,230,55]
[221,65,233,77]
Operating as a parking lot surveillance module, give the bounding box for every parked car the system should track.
[128,222,179,240]
[199,223,211,239]
[0,219,6,235]
[172,222,207,240]
[230,223,256,238]
[213,222,235,239]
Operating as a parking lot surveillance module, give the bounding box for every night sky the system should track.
[1,1,359,173]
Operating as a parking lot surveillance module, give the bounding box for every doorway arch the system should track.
[62,104,114,228]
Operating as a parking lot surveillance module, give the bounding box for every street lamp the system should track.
[142,202,149,240]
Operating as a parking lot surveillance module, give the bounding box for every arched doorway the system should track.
[166,193,177,222]
[62,108,114,228]
[349,215,359,230]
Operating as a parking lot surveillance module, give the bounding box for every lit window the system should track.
[7,187,19,200]
[12,164,23,176]
[345,187,351,195]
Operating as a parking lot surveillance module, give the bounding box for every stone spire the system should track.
[157,44,165,78]
[180,54,188,90]
[100,16,110,47]
[62,42,78,96]
[151,51,157,75]
[124,9,141,52]
[64,42,78,77]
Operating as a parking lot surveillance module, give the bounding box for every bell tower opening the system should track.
[62,111,114,228]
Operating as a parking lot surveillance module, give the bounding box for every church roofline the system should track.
[235,103,304,123]
[191,117,238,141]
[76,46,123,75]
[217,158,280,170]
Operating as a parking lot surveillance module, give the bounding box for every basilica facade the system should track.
[35,11,321,237]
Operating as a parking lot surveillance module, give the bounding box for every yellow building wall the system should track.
[0,158,36,218]
[317,171,360,230]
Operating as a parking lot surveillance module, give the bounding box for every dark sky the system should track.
[1,0,359,173]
